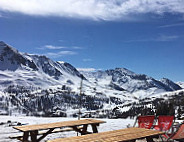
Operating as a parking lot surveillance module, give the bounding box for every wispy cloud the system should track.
[158,23,184,28]
[0,0,184,21]
[123,34,179,43]
[72,46,84,49]
[37,44,83,58]
[44,45,66,49]
[123,39,149,43]
[83,58,92,62]
[45,51,77,58]
[59,39,64,42]
[77,68,97,72]
[155,35,179,41]
[39,44,84,50]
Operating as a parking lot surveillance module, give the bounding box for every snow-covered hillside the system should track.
[0,41,183,117]
[177,82,184,89]
[80,68,182,99]
[0,41,83,90]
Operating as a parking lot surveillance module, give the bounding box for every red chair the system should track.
[134,115,155,129]
[166,123,184,141]
[154,115,174,131]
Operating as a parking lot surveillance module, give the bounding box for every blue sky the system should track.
[0,0,184,81]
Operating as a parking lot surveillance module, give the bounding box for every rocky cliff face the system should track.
[0,41,38,71]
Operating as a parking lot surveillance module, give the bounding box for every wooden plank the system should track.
[47,128,164,142]
[14,119,105,132]
[63,128,147,142]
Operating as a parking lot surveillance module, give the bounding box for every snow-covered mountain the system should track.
[0,41,183,117]
[0,41,83,89]
[81,68,182,98]
[177,82,184,89]
[0,41,181,93]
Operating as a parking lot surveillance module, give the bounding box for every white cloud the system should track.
[123,34,179,43]
[0,0,184,21]
[72,46,84,49]
[77,68,96,72]
[44,45,66,49]
[83,58,92,62]
[59,39,64,42]
[45,51,77,58]
[39,45,84,50]
[155,35,179,41]
[158,23,184,28]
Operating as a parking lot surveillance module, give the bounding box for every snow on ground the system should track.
[132,88,166,100]
[0,115,135,142]
[148,89,184,99]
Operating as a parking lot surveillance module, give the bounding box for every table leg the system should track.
[91,124,98,133]
[81,124,88,135]
[30,130,38,142]
[23,131,29,142]
[146,137,154,142]
[37,128,54,142]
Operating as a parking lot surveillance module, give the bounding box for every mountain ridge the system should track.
[0,41,84,88]
[0,41,181,94]
[0,41,183,117]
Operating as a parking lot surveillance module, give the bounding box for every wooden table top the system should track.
[13,119,106,132]
[48,127,165,142]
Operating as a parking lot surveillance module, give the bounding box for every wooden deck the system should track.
[48,127,165,142]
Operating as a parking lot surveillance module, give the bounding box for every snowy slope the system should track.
[80,68,182,100]
[177,82,184,89]
[0,41,83,90]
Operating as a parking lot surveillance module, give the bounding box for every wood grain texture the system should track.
[13,119,105,132]
[48,128,164,142]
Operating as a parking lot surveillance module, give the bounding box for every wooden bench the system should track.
[10,126,83,140]
[12,119,105,142]
[47,127,165,142]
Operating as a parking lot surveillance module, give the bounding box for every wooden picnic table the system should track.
[13,119,105,142]
[48,127,165,142]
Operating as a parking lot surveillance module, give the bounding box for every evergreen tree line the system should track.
[1,85,184,118]
[112,91,184,119]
